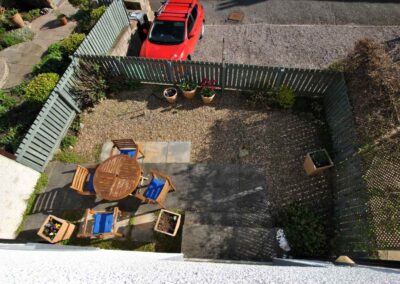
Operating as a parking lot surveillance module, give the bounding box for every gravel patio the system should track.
[75,86,331,212]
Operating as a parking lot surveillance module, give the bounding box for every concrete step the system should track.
[185,212,273,228]
[182,224,277,262]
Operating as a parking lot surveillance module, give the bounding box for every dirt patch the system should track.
[75,86,331,210]
[194,24,400,69]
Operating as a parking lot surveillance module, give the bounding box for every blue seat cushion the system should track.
[120,149,137,158]
[86,173,95,193]
[93,213,114,234]
[144,178,165,200]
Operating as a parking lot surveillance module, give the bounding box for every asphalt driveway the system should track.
[150,0,400,26]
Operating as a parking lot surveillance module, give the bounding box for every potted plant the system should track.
[178,80,197,99]
[154,209,181,237]
[57,13,68,26]
[200,78,217,104]
[37,215,76,243]
[7,8,25,28]
[163,87,178,103]
[303,149,334,176]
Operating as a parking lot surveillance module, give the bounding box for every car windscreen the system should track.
[149,21,185,45]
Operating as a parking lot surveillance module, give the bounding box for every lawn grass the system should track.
[16,173,48,234]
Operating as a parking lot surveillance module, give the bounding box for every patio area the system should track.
[17,86,332,261]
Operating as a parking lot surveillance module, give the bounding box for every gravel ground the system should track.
[193,24,400,68]
[75,87,331,210]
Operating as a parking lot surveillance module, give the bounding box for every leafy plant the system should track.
[24,73,60,104]
[178,80,197,91]
[0,125,23,152]
[0,90,17,113]
[0,27,34,48]
[72,61,107,108]
[276,86,295,109]
[59,33,85,56]
[33,48,65,74]
[21,9,40,22]
[199,78,216,97]
[74,5,106,34]
[277,203,329,258]
[61,135,77,150]
[68,0,92,8]
[10,81,28,97]
[5,8,18,17]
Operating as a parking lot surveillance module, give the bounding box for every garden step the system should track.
[182,224,277,261]
[185,212,273,228]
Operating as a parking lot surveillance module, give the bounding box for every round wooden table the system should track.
[93,155,141,201]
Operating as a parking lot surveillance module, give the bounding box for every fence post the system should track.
[275,68,286,87]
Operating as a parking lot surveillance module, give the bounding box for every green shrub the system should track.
[0,27,35,48]
[276,86,295,109]
[73,61,107,108]
[0,126,23,152]
[25,73,60,104]
[21,9,40,22]
[10,81,28,97]
[59,33,85,56]
[68,0,91,8]
[74,5,106,34]
[0,90,17,113]
[277,203,329,258]
[33,49,65,74]
[61,135,77,150]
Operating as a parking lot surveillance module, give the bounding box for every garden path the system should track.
[0,1,76,89]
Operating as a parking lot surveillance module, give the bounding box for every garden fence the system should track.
[14,0,389,255]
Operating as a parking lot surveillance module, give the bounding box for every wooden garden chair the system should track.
[134,170,176,209]
[77,207,123,239]
[112,138,145,160]
[70,165,97,196]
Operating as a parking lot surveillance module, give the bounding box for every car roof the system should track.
[156,0,196,22]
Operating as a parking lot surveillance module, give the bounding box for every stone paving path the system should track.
[0,1,77,89]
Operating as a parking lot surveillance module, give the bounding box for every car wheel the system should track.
[200,22,205,39]
[187,55,192,60]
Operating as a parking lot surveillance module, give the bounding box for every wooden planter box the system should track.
[304,149,334,176]
[37,215,75,243]
[154,209,181,237]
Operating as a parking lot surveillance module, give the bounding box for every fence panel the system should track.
[75,0,129,56]
[324,74,371,255]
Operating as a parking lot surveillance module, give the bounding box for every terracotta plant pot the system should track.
[201,93,215,104]
[37,215,76,244]
[303,149,334,176]
[182,87,197,99]
[154,209,182,237]
[10,13,25,28]
[59,15,68,26]
[163,87,178,103]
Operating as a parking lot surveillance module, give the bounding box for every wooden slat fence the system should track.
[323,74,371,255]
[15,61,80,172]
[75,0,129,56]
[78,55,339,95]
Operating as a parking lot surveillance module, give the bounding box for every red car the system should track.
[139,0,205,60]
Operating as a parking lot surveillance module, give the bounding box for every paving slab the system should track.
[142,142,168,163]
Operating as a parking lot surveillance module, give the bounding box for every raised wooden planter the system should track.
[304,149,334,176]
[154,209,181,237]
[37,215,75,243]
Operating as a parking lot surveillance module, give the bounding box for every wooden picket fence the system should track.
[74,0,129,56]
[78,55,339,95]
